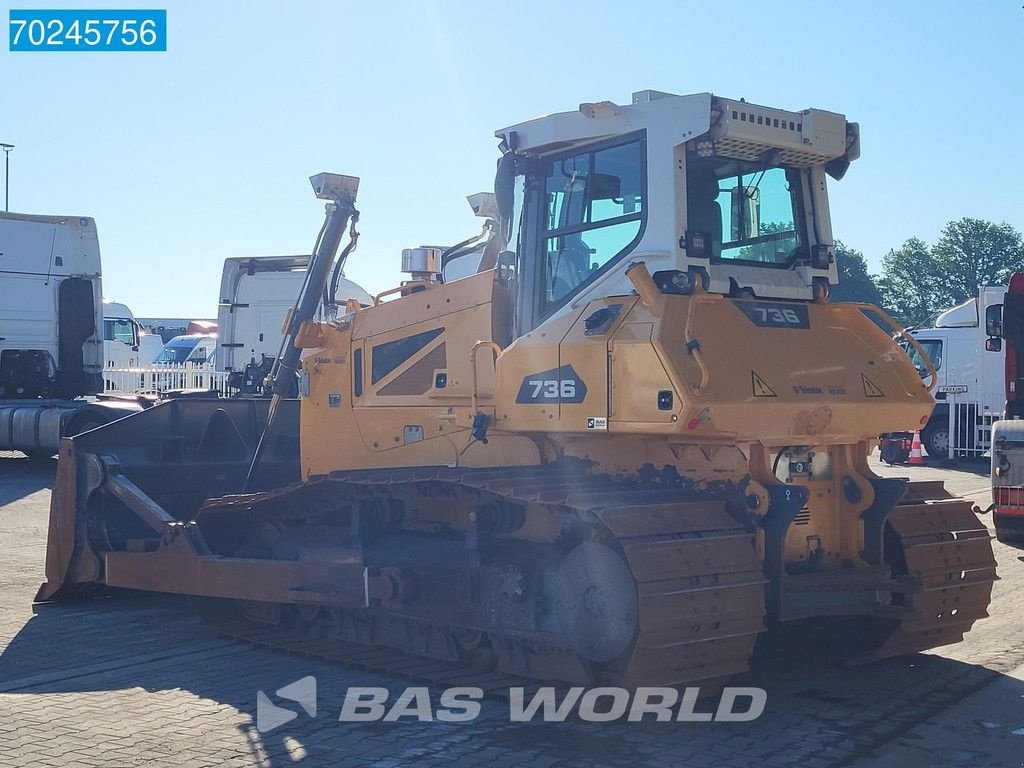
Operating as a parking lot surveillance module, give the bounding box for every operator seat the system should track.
[687,174,723,258]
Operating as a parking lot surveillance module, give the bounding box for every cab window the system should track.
[905,339,942,377]
[540,137,645,313]
[686,157,806,265]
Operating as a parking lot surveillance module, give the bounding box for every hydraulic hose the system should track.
[324,211,360,311]
[438,221,492,281]
[245,196,358,489]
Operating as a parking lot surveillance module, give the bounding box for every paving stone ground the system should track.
[1,451,1023,767]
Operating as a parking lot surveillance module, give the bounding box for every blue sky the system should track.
[2,0,1022,317]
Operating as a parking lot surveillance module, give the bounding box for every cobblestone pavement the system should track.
[1,452,1023,767]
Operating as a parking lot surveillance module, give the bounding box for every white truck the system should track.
[102,300,141,369]
[213,199,485,395]
[138,318,217,345]
[216,255,371,395]
[906,286,1005,457]
[0,212,142,456]
[102,301,164,367]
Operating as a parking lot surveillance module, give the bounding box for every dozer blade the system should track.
[37,397,300,601]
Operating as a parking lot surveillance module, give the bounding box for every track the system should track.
[192,469,996,689]
[197,465,767,689]
[869,479,998,659]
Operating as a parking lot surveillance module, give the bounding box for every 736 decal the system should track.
[734,301,810,329]
[516,365,587,404]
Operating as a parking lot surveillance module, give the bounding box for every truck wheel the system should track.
[921,425,949,459]
[71,419,103,435]
[67,415,106,436]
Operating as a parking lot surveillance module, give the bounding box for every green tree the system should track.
[879,237,947,327]
[878,220,1024,328]
[831,241,882,306]
[932,218,1024,303]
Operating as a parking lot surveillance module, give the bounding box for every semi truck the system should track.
[985,273,1024,543]
[102,300,142,369]
[137,318,217,344]
[216,255,372,395]
[0,212,142,456]
[103,301,164,367]
[906,286,1005,457]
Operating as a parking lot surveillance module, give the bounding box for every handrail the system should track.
[373,280,434,306]
[684,294,712,396]
[845,303,938,393]
[470,341,504,412]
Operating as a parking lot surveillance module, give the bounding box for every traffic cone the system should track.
[909,430,924,465]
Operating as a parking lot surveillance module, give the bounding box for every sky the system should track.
[2,0,1022,317]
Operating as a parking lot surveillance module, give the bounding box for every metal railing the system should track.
[103,364,230,396]
[946,394,1001,460]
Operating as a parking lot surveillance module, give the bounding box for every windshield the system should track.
[156,341,198,364]
[103,318,137,345]
[903,338,943,377]
[686,156,806,265]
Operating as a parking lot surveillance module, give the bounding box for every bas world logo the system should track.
[256,676,317,732]
[256,678,766,728]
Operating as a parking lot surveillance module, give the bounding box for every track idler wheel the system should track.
[554,542,638,663]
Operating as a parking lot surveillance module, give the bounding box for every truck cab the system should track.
[102,300,142,369]
[0,212,103,399]
[0,212,142,455]
[985,273,1024,542]
[216,255,372,395]
[907,286,1005,457]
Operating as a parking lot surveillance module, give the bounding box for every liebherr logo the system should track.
[256,676,317,732]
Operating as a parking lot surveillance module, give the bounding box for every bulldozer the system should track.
[38,90,997,689]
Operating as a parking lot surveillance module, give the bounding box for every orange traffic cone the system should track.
[909,430,924,465]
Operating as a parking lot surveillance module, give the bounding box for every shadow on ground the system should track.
[0,455,56,506]
[1,588,1020,768]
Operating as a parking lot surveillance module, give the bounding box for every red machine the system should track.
[986,273,1024,543]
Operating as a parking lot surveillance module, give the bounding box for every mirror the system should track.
[493,152,516,239]
[986,303,1003,338]
[986,337,1002,352]
[730,186,760,242]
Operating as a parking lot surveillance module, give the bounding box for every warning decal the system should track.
[752,371,777,398]
[862,374,885,398]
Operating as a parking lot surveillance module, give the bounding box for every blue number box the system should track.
[9,9,167,52]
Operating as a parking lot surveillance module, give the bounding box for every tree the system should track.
[879,238,947,328]
[878,220,1024,328]
[831,241,883,306]
[932,218,1024,303]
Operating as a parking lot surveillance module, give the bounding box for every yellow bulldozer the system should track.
[38,90,996,689]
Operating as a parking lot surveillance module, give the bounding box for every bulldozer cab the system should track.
[494,91,860,336]
[513,135,645,330]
